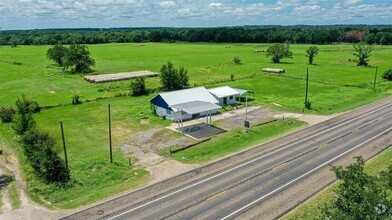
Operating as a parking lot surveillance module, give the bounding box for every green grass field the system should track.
[0,43,391,209]
[282,147,392,220]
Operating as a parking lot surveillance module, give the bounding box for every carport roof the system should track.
[208,86,240,98]
[170,101,221,115]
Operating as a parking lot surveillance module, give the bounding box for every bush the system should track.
[382,69,392,81]
[15,96,40,114]
[12,96,38,135]
[305,101,312,110]
[130,77,148,96]
[72,95,81,105]
[0,107,15,123]
[230,74,235,81]
[232,57,242,65]
[21,129,69,183]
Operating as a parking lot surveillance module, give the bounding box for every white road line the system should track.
[220,126,392,220]
[108,104,391,220]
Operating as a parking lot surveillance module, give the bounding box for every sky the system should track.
[0,0,391,30]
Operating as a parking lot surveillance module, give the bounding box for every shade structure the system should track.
[171,101,221,134]
[170,101,221,115]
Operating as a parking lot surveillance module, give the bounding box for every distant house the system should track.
[150,87,221,121]
[208,86,241,106]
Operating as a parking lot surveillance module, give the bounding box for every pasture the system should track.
[0,43,391,209]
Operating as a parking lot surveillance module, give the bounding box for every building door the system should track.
[223,97,227,105]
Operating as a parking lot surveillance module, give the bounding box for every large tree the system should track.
[305,46,319,65]
[322,156,392,219]
[266,44,293,63]
[64,44,95,73]
[353,42,372,67]
[47,45,68,66]
[159,61,189,90]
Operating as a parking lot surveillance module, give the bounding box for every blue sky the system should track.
[0,0,391,30]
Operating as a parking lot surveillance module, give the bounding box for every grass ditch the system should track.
[282,147,392,220]
[162,118,306,164]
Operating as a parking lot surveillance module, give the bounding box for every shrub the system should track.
[130,77,148,96]
[72,95,81,105]
[12,96,38,135]
[232,57,242,65]
[0,107,15,123]
[382,69,392,81]
[305,101,312,110]
[12,111,36,135]
[230,74,235,81]
[21,129,69,183]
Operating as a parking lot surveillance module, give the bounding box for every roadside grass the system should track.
[282,147,392,220]
[163,118,306,164]
[7,180,21,209]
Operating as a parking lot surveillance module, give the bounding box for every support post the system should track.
[209,111,211,127]
[60,121,69,176]
[245,95,248,122]
[373,66,378,91]
[180,111,183,133]
[108,104,113,164]
[177,110,181,132]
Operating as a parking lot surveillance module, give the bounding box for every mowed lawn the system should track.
[0,43,391,209]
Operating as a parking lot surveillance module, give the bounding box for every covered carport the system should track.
[234,88,254,101]
[171,101,222,134]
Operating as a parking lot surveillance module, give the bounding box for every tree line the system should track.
[1,25,392,46]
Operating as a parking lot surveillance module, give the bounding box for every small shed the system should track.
[208,86,240,106]
[150,87,220,121]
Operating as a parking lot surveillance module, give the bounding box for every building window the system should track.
[166,109,171,115]
[229,96,233,100]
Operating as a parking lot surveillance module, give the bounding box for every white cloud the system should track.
[177,8,190,16]
[345,0,361,4]
[209,3,222,8]
[276,0,302,7]
[295,5,321,12]
[159,1,176,8]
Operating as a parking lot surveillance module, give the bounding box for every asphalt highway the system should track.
[104,103,392,220]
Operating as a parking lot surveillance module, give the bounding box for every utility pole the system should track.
[373,66,378,91]
[60,121,69,177]
[304,68,309,111]
[108,104,113,163]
